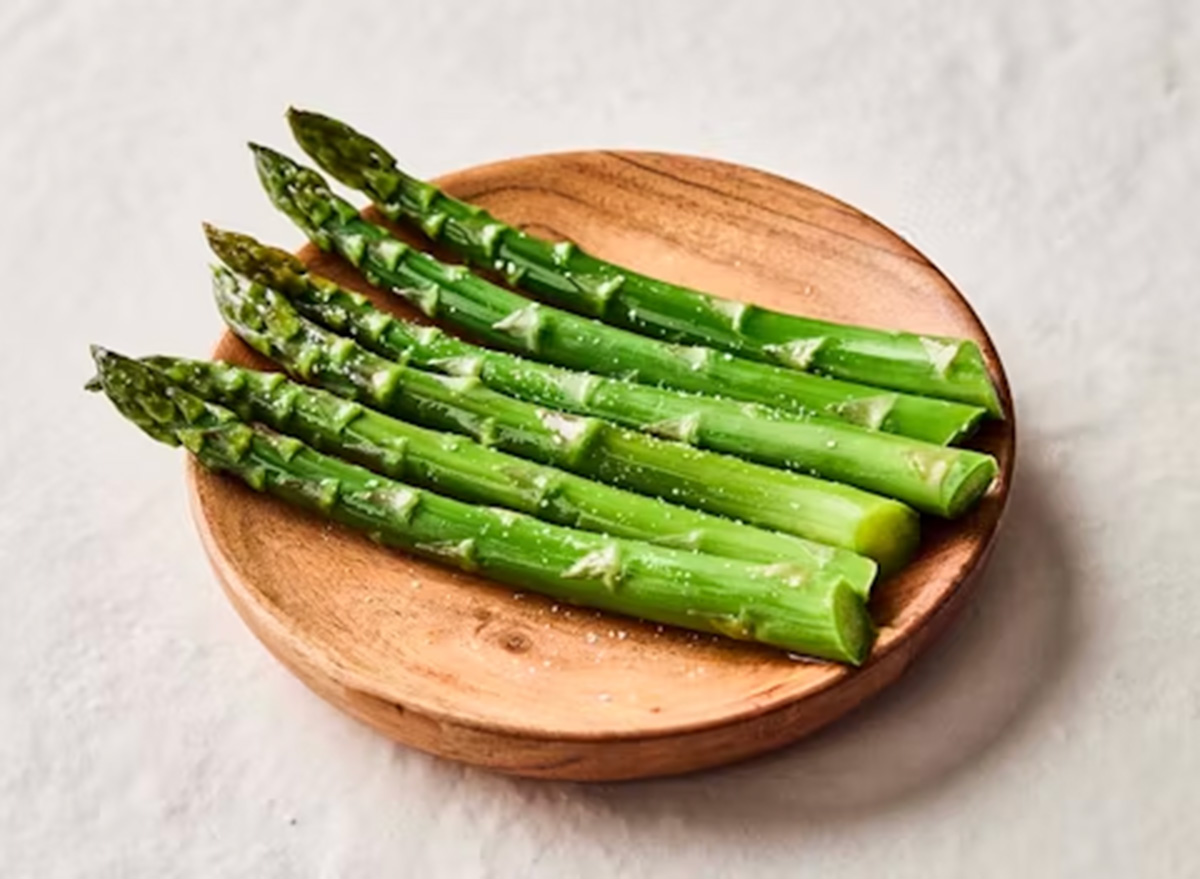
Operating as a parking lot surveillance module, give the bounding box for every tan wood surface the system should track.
[188,150,1015,781]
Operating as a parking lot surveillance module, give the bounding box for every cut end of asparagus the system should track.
[944,455,1000,519]
[288,107,402,198]
[840,553,880,601]
[946,406,987,445]
[953,342,1005,419]
[754,575,875,665]
[832,582,875,666]
[980,378,1006,420]
[852,501,921,577]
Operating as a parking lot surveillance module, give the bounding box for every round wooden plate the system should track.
[189,151,1014,781]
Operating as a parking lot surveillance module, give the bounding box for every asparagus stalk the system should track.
[289,109,1004,417]
[89,348,873,663]
[147,354,877,595]
[208,227,997,518]
[250,144,984,446]
[212,266,919,571]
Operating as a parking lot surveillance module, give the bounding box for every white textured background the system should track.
[3,1,1197,876]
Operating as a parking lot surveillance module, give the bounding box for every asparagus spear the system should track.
[212,265,919,571]
[89,348,873,664]
[250,144,983,446]
[288,109,1004,417]
[147,354,877,595]
[208,227,997,518]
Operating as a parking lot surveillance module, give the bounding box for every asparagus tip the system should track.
[89,343,113,368]
[86,345,122,391]
[246,144,332,243]
[286,106,324,126]
[248,142,298,181]
[286,108,397,193]
[210,262,243,303]
[204,225,306,284]
[249,143,286,192]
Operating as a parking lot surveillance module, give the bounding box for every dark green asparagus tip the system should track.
[91,345,152,398]
[204,223,307,291]
[84,344,109,391]
[88,346,194,447]
[249,143,314,237]
[287,108,400,197]
[249,143,359,250]
[90,344,115,371]
[210,263,270,339]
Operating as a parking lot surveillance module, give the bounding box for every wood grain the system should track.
[188,151,1015,781]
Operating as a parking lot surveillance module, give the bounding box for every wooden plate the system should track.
[189,151,1014,781]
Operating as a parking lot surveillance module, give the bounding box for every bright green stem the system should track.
[147,354,877,596]
[289,109,1004,418]
[208,228,996,518]
[211,265,919,572]
[89,348,874,664]
[251,143,984,446]
[211,226,998,518]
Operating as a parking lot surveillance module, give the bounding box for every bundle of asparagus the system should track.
[90,109,1005,666]
[288,110,1004,417]
[252,141,987,446]
[91,350,872,664]
[147,347,879,596]
[209,263,918,571]
[210,205,997,519]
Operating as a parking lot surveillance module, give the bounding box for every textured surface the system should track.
[2,0,1197,875]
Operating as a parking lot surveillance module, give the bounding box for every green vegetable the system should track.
[212,265,919,571]
[208,227,997,517]
[289,109,1004,417]
[148,354,877,596]
[251,143,984,446]
[89,347,874,664]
